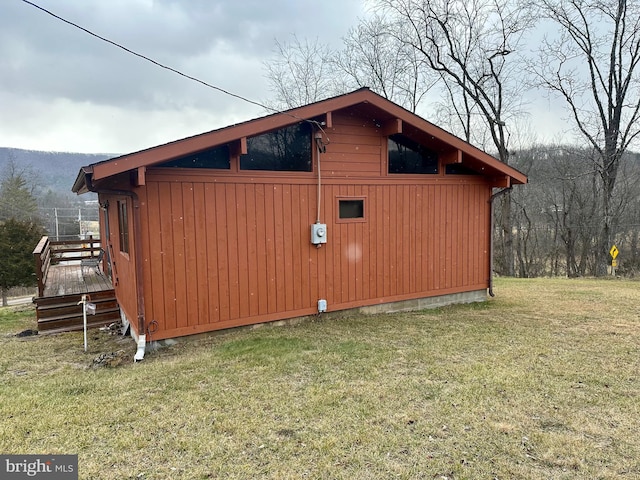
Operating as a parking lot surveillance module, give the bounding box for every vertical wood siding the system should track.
[122,108,494,339]
[138,178,491,339]
[102,195,139,334]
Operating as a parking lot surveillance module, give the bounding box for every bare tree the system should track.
[263,35,338,110]
[433,74,485,144]
[377,0,533,162]
[509,145,604,277]
[375,0,535,276]
[334,14,437,112]
[608,151,640,274]
[264,18,437,114]
[547,148,601,277]
[531,0,640,274]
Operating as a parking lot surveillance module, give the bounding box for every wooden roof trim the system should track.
[231,137,248,157]
[442,150,462,165]
[91,93,371,181]
[382,118,403,136]
[135,166,146,187]
[324,111,333,129]
[72,166,93,194]
[491,175,511,188]
[88,88,526,185]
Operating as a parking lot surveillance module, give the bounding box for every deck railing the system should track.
[33,236,102,297]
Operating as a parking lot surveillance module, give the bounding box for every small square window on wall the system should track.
[117,200,129,254]
[337,197,366,223]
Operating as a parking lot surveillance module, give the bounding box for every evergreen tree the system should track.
[0,173,39,222]
[0,159,43,304]
[0,219,45,306]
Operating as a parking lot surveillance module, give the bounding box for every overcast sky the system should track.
[1,0,570,155]
[1,0,370,154]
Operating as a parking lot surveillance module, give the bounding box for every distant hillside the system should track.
[0,147,116,195]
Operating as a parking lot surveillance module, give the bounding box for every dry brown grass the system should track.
[1,277,639,479]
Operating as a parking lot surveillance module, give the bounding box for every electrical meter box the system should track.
[311,223,327,244]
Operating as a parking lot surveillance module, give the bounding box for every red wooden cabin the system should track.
[73,89,526,359]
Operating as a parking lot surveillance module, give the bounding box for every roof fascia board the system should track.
[92,92,373,182]
[72,166,93,194]
[90,89,526,185]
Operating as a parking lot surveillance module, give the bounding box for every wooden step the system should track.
[35,289,121,333]
[34,290,116,308]
[38,311,122,334]
[37,306,121,324]
[35,298,118,316]
[39,316,122,335]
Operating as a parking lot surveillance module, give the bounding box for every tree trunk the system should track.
[598,160,618,276]
[552,223,560,276]
[630,231,639,270]
[500,193,514,276]
[564,229,577,277]
[1,287,7,307]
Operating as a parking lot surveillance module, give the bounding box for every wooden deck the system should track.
[43,264,114,297]
[33,237,121,334]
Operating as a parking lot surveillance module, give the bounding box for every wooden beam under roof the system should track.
[231,137,248,157]
[442,149,462,164]
[492,175,511,188]
[381,118,402,136]
[325,111,333,129]
[135,166,146,186]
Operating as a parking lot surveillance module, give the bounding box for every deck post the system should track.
[32,236,50,298]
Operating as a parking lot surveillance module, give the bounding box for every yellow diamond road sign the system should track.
[610,245,619,259]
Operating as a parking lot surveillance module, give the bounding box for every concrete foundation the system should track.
[217,289,488,334]
[133,290,489,349]
[357,290,487,315]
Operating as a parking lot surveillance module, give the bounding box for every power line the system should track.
[21,0,298,118]
[23,0,331,140]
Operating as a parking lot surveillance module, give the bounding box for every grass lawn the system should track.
[1,277,639,479]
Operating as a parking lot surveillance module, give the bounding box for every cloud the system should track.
[1,0,366,153]
[0,91,257,154]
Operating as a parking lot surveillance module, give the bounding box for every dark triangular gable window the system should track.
[157,145,231,169]
[240,122,312,172]
[388,134,438,174]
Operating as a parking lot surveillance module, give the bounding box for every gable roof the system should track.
[73,88,526,193]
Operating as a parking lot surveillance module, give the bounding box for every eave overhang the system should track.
[73,88,527,192]
[72,166,93,194]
